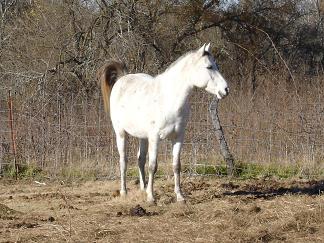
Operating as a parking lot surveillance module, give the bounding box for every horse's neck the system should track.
[157,68,192,115]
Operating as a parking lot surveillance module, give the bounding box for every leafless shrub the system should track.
[0,0,323,177]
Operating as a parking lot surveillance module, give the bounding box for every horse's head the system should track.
[190,43,229,99]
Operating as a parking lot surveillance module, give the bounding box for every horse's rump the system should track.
[97,61,126,113]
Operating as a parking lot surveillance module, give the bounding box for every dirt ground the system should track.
[0,177,323,243]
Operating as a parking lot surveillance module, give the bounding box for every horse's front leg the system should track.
[172,136,185,202]
[116,131,127,196]
[146,136,159,203]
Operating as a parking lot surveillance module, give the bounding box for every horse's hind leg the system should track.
[172,136,185,202]
[137,138,148,191]
[146,136,159,202]
[116,130,127,196]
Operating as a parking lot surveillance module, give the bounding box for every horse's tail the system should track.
[97,61,127,113]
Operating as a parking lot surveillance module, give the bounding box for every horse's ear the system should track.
[198,43,206,56]
[198,43,210,56]
[205,43,211,53]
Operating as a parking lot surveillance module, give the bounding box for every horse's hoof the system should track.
[147,196,156,205]
[140,187,146,192]
[140,190,147,197]
[120,190,127,197]
[176,194,186,203]
[147,200,156,206]
[177,199,186,204]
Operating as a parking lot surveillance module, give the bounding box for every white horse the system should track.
[98,43,229,203]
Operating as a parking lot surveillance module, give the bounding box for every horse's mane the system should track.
[165,51,193,72]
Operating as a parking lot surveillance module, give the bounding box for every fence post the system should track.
[0,140,2,176]
[8,90,18,179]
[209,98,235,176]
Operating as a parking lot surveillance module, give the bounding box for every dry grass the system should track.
[3,73,323,179]
[0,177,323,242]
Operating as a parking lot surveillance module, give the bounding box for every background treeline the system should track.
[0,0,323,177]
[1,0,323,96]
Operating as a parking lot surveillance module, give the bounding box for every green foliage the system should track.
[234,162,265,179]
[2,161,323,181]
[195,164,228,176]
[2,164,98,181]
[195,165,217,175]
[194,161,324,180]
[59,167,97,181]
[234,162,323,180]
[3,164,43,179]
[127,167,165,178]
[127,167,139,177]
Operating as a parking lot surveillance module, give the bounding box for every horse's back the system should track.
[111,73,155,100]
[110,73,161,138]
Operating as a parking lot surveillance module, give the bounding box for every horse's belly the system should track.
[112,105,155,138]
[124,124,148,138]
[159,125,176,139]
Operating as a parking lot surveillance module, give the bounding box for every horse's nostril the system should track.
[225,87,229,95]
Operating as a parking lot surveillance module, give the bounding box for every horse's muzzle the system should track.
[225,87,229,96]
[218,87,229,99]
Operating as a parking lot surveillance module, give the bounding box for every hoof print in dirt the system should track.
[129,205,158,217]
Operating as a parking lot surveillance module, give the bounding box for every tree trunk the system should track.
[209,98,235,176]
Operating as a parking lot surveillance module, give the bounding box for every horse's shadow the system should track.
[222,180,324,200]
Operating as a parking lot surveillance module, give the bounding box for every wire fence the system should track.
[1,83,324,178]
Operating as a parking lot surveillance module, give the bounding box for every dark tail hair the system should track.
[97,61,126,113]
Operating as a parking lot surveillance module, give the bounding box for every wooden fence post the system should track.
[209,98,235,176]
[0,141,2,176]
[8,90,18,179]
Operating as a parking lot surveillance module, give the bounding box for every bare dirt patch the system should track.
[0,177,323,242]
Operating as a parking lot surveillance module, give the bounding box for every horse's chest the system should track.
[158,110,189,140]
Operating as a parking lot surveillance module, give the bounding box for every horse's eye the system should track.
[207,65,213,70]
